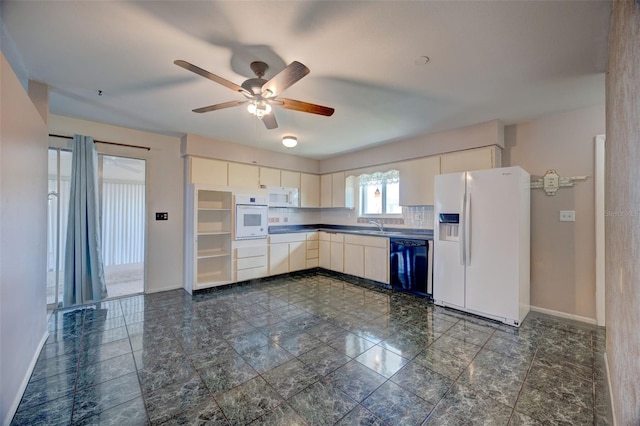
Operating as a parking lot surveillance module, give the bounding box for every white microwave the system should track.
[235,195,268,240]
[268,187,299,208]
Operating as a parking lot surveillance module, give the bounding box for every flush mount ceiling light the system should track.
[282,136,298,148]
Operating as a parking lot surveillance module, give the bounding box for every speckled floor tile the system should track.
[12,273,612,426]
[429,335,481,364]
[298,344,351,377]
[160,398,229,425]
[196,352,259,395]
[354,345,409,378]
[326,360,387,402]
[71,372,142,423]
[390,361,453,406]
[262,358,320,399]
[240,341,294,373]
[362,380,433,425]
[427,383,512,425]
[335,405,387,426]
[144,376,212,424]
[278,330,324,356]
[72,396,148,426]
[11,393,74,426]
[214,376,285,425]
[288,379,357,426]
[249,403,307,425]
[515,384,593,425]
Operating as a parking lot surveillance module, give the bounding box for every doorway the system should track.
[99,155,146,298]
[46,149,146,307]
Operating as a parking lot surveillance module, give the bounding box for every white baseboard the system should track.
[3,330,49,426]
[604,352,617,426]
[530,305,597,325]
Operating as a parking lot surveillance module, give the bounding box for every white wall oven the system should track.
[235,195,268,240]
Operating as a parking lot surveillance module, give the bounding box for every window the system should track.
[359,170,402,216]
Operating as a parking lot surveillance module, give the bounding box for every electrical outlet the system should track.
[559,210,575,222]
[155,212,168,221]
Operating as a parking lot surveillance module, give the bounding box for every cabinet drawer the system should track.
[330,233,344,243]
[344,234,388,248]
[306,232,319,241]
[237,256,267,270]
[269,233,306,244]
[237,266,267,282]
[306,240,319,250]
[236,246,267,259]
[306,259,319,268]
[306,249,319,259]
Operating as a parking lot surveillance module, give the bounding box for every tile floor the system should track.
[13,271,612,425]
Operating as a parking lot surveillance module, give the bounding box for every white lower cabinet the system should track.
[330,234,345,273]
[319,233,331,269]
[234,242,268,282]
[306,232,319,268]
[344,234,389,284]
[269,233,306,275]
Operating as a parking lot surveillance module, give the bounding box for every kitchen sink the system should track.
[350,230,403,235]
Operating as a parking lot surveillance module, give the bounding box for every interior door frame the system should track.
[595,134,605,327]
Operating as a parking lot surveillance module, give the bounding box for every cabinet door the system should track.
[344,244,364,278]
[190,157,228,186]
[330,241,344,272]
[300,173,320,208]
[399,156,441,206]
[364,246,389,284]
[320,174,332,207]
[331,172,346,208]
[228,163,259,188]
[440,146,498,174]
[281,170,301,188]
[269,243,289,276]
[289,240,307,272]
[260,167,281,187]
[319,240,331,269]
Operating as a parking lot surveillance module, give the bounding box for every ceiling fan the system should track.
[174,59,335,129]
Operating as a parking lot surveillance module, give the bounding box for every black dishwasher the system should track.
[390,238,433,297]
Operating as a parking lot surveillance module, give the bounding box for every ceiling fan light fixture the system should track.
[282,136,298,148]
[247,100,271,118]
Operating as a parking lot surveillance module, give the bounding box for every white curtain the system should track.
[63,135,108,306]
[101,182,145,266]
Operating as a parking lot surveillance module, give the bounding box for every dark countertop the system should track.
[268,224,434,240]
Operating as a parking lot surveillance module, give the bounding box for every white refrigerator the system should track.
[433,166,530,327]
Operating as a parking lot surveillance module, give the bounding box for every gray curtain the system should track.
[63,134,107,306]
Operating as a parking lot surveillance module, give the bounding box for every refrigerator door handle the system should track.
[466,194,472,266]
[460,192,466,266]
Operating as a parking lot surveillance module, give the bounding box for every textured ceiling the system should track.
[1,1,611,159]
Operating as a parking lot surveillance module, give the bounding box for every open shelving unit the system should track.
[184,185,233,293]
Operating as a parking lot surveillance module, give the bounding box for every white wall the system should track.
[503,104,605,321]
[49,115,184,294]
[1,53,49,426]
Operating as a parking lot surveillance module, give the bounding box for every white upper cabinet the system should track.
[320,174,332,207]
[280,170,301,188]
[331,172,346,208]
[300,173,320,208]
[440,146,501,174]
[228,163,259,188]
[190,157,228,186]
[259,167,281,187]
[399,156,441,206]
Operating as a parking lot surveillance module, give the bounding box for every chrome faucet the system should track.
[368,220,384,232]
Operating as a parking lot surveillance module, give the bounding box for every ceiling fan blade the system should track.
[276,98,335,116]
[174,60,250,95]
[192,100,247,113]
[262,113,278,129]
[261,61,310,98]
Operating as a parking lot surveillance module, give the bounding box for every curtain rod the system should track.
[48,134,151,151]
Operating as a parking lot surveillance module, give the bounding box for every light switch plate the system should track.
[559,210,575,222]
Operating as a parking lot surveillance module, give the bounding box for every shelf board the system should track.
[197,231,232,236]
[196,272,231,287]
[197,249,230,259]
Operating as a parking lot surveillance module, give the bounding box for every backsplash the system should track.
[268,205,434,229]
